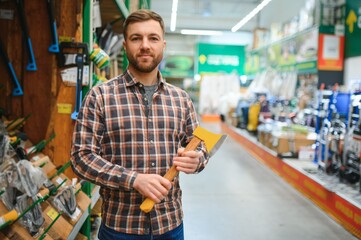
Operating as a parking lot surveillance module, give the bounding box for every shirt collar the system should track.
[124,69,165,89]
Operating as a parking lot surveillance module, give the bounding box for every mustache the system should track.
[139,50,152,55]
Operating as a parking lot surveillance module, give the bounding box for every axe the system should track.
[140,126,227,213]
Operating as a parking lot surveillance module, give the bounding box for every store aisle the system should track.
[181,123,357,240]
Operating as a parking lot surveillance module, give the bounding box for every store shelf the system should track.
[221,122,361,239]
[67,210,89,240]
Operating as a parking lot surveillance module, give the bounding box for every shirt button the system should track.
[139,84,143,87]
[150,140,154,144]
[151,162,155,167]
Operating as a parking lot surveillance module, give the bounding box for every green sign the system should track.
[345,0,361,58]
[197,43,245,75]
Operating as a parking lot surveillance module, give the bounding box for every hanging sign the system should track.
[317,34,344,71]
[345,1,361,58]
[197,43,245,75]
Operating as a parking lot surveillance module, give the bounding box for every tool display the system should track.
[140,126,227,213]
[16,0,37,71]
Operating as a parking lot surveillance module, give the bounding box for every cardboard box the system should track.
[271,131,316,154]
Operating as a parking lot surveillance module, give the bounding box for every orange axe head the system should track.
[193,126,227,157]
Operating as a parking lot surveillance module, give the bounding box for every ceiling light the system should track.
[170,0,178,31]
[231,0,272,32]
[180,29,223,36]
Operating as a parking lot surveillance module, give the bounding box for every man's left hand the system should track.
[173,148,202,174]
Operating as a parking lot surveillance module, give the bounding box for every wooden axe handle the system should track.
[140,137,202,213]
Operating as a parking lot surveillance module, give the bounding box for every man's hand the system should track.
[173,148,202,174]
[133,174,172,203]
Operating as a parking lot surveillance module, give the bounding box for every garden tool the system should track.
[57,42,89,120]
[0,38,23,96]
[0,194,44,233]
[37,181,82,240]
[52,185,77,217]
[0,160,46,197]
[46,0,59,53]
[24,133,55,156]
[140,126,227,213]
[16,0,37,71]
[16,194,44,237]
[17,160,47,196]
[5,114,31,132]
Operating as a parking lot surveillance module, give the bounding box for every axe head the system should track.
[193,126,227,157]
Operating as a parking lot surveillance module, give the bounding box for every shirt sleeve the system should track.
[70,87,137,191]
[185,94,209,174]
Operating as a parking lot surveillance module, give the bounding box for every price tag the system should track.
[57,103,72,114]
[47,207,59,221]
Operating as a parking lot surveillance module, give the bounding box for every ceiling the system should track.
[98,0,307,35]
[152,0,262,33]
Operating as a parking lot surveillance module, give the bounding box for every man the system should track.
[71,9,208,239]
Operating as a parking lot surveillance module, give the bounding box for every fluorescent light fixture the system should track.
[180,29,223,36]
[170,0,178,31]
[231,0,272,32]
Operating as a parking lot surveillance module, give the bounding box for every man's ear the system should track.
[123,40,126,52]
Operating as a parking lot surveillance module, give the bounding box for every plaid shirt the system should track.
[71,70,207,235]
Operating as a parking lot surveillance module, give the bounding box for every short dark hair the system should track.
[123,9,165,39]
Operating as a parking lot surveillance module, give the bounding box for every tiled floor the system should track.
[181,123,358,240]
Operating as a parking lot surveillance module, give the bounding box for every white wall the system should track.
[344,57,361,90]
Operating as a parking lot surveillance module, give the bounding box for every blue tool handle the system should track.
[48,21,59,53]
[70,83,82,120]
[47,0,59,53]
[7,62,23,96]
[26,38,37,71]
[71,54,84,120]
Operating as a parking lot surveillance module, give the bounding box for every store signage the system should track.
[317,34,344,71]
[196,43,245,75]
[345,0,361,58]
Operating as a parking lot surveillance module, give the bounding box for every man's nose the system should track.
[140,39,150,49]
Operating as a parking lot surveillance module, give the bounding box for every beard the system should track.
[127,51,163,73]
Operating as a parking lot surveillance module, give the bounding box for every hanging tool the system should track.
[57,42,89,120]
[46,0,59,53]
[140,126,227,213]
[16,0,37,71]
[0,39,23,96]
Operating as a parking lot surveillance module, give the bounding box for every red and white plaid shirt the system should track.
[71,70,207,235]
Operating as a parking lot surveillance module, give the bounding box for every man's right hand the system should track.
[133,173,172,203]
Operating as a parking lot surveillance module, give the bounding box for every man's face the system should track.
[123,20,166,74]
